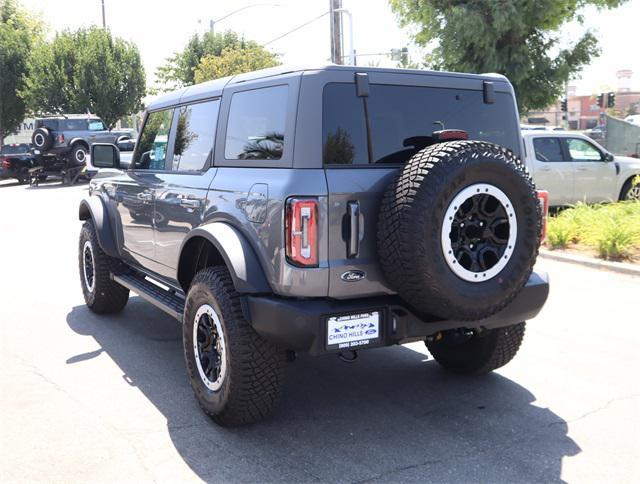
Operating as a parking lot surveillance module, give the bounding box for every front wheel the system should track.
[620,178,640,201]
[183,266,286,426]
[426,322,526,375]
[78,221,129,314]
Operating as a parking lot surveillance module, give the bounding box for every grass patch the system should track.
[546,201,640,261]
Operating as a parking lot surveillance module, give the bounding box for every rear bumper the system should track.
[245,271,549,356]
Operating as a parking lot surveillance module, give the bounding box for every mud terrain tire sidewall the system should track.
[377,141,540,321]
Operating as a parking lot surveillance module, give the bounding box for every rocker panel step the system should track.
[113,273,184,321]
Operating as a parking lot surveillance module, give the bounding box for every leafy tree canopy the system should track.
[155,30,278,89]
[390,0,627,113]
[0,0,43,143]
[22,27,145,127]
[194,45,279,83]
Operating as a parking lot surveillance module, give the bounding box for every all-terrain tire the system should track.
[70,144,88,166]
[183,266,286,427]
[377,141,540,321]
[426,322,526,375]
[78,221,129,314]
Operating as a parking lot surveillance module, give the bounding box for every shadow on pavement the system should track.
[67,301,580,482]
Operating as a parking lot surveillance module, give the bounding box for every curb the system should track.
[539,249,640,277]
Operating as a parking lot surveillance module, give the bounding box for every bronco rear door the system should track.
[321,70,522,299]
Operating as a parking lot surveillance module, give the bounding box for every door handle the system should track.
[179,198,200,209]
[576,167,589,171]
[538,167,552,172]
[347,201,360,258]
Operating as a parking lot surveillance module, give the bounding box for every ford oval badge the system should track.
[341,270,366,282]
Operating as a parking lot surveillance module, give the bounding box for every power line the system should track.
[264,11,329,46]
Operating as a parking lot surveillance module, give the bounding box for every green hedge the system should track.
[547,201,640,260]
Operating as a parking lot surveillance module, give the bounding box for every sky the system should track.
[19,0,640,96]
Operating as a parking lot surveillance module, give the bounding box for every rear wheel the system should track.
[183,267,286,426]
[78,221,129,314]
[70,144,88,166]
[426,322,526,375]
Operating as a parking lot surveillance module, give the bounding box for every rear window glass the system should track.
[225,85,287,160]
[323,83,520,165]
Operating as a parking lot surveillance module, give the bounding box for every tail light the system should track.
[1,156,9,169]
[537,190,549,242]
[56,134,65,143]
[286,198,318,267]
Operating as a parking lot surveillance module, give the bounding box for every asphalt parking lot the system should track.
[1,179,639,483]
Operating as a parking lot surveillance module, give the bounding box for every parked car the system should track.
[0,143,35,184]
[78,65,549,426]
[31,115,133,164]
[523,131,640,206]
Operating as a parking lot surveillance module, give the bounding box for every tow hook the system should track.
[338,350,358,363]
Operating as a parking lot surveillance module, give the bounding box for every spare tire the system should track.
[32,127,53,151]
[377,140,540,321]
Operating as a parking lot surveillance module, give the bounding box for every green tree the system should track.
[0,0,42,143]
[194,45,279,83]
[390,0,627,113]
[155,30,278,89]
[22,27,145,127]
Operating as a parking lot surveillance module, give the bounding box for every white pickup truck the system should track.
[522,131,640,206]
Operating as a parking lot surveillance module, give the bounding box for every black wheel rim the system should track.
[193,305,226,390]
[449,193,510,272]
[442,183,517,282]
[83,241,95,291]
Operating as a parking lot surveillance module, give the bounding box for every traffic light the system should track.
[607,92,616,108]
[597,93,605,108]
[561,98,568,112]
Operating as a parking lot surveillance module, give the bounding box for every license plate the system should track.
[326,311,380,350]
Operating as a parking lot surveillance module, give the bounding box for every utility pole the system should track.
[329,0,343,64]
[101,0,106,28]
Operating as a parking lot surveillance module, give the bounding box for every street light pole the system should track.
[329,0,343,64]
[334,7,354,66]
[101,0,106,28]
[209,3,280,34]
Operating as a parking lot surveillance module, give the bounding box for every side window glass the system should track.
[566,138,602,161]
[225,85,287,160]
[88,120,106,131]
[132,109,174,170]
[533,138,564,162]
[62,119,88,130]
[323,83,368,165]
[173,99,220,171]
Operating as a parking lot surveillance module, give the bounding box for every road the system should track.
[1,179,639,483]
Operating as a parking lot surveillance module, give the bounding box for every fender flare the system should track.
[78,196,119,258]
[69,138,90,149]
[180,223,271,294]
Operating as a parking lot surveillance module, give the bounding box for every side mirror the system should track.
[91,143,120,169]
[604,152,614,162]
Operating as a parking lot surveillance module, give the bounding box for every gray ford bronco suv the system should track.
[32,114,132,164]
[78,65,549,426]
